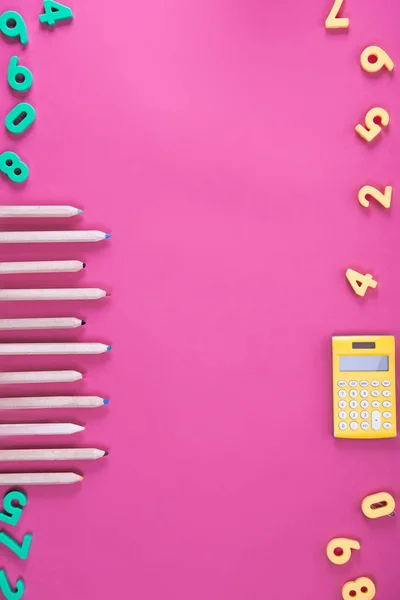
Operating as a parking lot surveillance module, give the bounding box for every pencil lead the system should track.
[106,345,112,351]
[103,399,109,405]
[104,451,109,456]
[82,262,86,268]
[81,319,86,325]
[106,291,112,297]
[105,233,111,239]
[78,475,84,481]
[77,209,83,215]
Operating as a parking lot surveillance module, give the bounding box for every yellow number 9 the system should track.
[361,46,394,73]
[342,577,376,600]
[326,538,360,565]
[355,107,389,142]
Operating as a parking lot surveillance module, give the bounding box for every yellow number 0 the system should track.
[325,0,349,29]
[342,577,376,600]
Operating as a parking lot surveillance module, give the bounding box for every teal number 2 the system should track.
[0,532,32,560]
[0,152,29,183]
[8,57,33,93]
[5,103,36,135]
[0,11,28,45]
[0,491,27,527]
[39,1,73,26]
[0,571,24,600]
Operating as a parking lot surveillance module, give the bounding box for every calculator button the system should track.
[383,412,392,419]
[371,390,380,397]
[383,422,392,429]
[349,380,357,387]
[339,422,347,430]
[360,380,369,387]
[350,422,358,430]
[349,400,358,409]
[360,390,368,398]
[371,401,380,408]
[337,380,347,387]
[338,390,347,398]
[360,400,369,408]
[338,400,347,409]
[339,411,347,419]
[371,380,380,387]
[383,401,392,408]
[382,390,391,397]
[361,411,369,419]
[361,422,369,430]
[382,380,391,387]
[372,411,381,430]
[349,390,357,398]
[350,411,358,419]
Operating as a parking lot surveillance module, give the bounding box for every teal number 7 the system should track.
[0,532,32,560]
[39,1,73,26]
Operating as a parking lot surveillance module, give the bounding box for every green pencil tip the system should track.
[77,209,83,214]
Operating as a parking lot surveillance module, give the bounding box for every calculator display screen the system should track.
[339,356,389,371]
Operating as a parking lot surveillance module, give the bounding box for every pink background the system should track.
[0,0,399,598]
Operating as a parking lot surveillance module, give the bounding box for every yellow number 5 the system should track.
[342,577,376,600]
[325,0,349,29]
[355,108,389,142]
[346,269,377,297]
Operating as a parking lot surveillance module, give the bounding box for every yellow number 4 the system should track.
[346,269,377,297]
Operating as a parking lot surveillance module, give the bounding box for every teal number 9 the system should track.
[0,571,24,600]
[0,11,28,45]
[5,103,36,135]
[39,1,73,26]
[8,57,33,93]
[0,152,29,183]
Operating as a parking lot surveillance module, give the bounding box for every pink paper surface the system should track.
[0,0,400,598]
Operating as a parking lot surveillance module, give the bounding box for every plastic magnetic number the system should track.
[360,46,394,73]
[0,571,24,600]
[358,185,392,209]
[346,269,377,297]
[325,0,349,29]
[0,11,28,45]
[0,151,29,183]
[355,108,389,142]
[0,491,27,527]
[362,492,395,519]
[5,103,36,135]
[39,1,73,26]
[342,577,376,600]
[7,57,33,93]
[326,537,360,565]
[0,532,32,560]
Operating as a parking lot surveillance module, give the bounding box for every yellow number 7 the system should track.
[325,0,349,29]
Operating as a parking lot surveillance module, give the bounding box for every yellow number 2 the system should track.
[355,108,389,142]
[325,0,349,29]
[346,269,377,297]
[360,46,394,73]
[326,538,360,565]
[358,185,392,209]
[342,577,376,600]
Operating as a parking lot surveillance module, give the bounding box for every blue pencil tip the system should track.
[103,399,109,405]
[107,345,112,351]
[105,233,111,239]
[77,209,83,215]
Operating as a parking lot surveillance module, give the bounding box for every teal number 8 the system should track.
[8,57,33,93]
[39,1,73,26]
[0,11,28,45]
[0,571,24,600]
[0,152,29,183]
[5,103,36,135]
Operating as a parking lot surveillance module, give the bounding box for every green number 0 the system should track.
[0,151,29,183]
[5,103,36,135]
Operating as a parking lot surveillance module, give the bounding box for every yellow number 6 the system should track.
[342,577,376,600]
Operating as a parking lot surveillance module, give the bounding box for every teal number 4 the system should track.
[0,571,24,600]
[39,1,73,26]
[0,532,32,560]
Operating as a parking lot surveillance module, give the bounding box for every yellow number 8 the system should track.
[342,577,376,600]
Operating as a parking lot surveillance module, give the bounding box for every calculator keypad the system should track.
[335,379,395,436]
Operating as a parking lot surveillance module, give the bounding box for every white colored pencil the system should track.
[0,317,85,331]
[0,288,107,301]
[0,448,107,462]
[0,206,82,218]
[0,371,83,385]
[0,260,85,274]
[0,423,84,436]
[0,473,83,486]
[0,231,110,243]
[0,396,108,409]
[0,343,111,355]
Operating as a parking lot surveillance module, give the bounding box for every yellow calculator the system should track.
[332,335,396,439]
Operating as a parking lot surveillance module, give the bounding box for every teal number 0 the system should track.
[5,103,36,135]
[39,1,73,26]
[8,57,33,93]
[0,11,28,45]
[0,571,24,600]
[0,152,29,183]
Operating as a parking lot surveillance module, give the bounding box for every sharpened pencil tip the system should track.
[78,475,84,481]
[81,319,86,325]
[106,291,112,297]
[105,233,111,239]
[77,209,83,215]
[107,345,112,351]
[103,399,109,405]
[82,262,86,268]
[104,451,109,456]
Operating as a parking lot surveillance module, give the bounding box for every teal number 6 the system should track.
[0,152,29,183]
[8,57,33,93]
[39,1,73,26]
[0,11,28,45]
[0,571,24,600]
